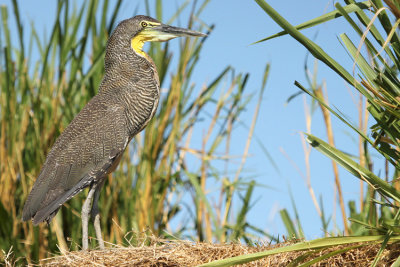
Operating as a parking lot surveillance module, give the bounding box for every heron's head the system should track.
[116,15,206,59]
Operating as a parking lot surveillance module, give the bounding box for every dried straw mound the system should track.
[41,240,400,266]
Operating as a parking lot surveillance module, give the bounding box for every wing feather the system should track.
[22,99,128,224]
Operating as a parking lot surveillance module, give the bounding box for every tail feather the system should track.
[31,175,92,224]
[22,166,54,222]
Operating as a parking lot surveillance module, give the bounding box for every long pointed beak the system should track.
[143,24,206,42]
[156,24,206,37]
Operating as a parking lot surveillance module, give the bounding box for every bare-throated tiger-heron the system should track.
[22,15,205,250]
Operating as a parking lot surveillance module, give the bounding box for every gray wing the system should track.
[22,99,129,224]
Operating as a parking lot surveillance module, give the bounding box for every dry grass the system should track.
[12,239,395,266]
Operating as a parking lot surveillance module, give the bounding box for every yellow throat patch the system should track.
[131,33,150,59]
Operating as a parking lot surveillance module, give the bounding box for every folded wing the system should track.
[22,99,129,224]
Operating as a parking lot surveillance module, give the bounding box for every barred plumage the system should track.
[22,15,205,250]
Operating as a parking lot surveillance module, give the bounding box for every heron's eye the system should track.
[141,21,148,28]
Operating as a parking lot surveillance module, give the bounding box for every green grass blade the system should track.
[198,235,400,267]
[253,0,377,105]
[106,0,122,34]
[340,33,377,83]
[253,1,372,43]
[340,0,398,68]
[280,209,298,239]
[233,181,255,239]
[370,0,400,59]
[185,170,221,239]
[11,0,24,66]
[298,244,364,267]
[294,81,400,169]
[334,2,393,69]
[288,186,305,239]
[391,255,400,267]
[372,209,400,266]
[287,251,317,267]
[371,232,392,267]
[305,134,400,203]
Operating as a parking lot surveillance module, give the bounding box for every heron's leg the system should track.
[82,183,97,250]
[91,178,106,250]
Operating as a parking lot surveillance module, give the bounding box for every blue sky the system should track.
[1,0,381,240]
